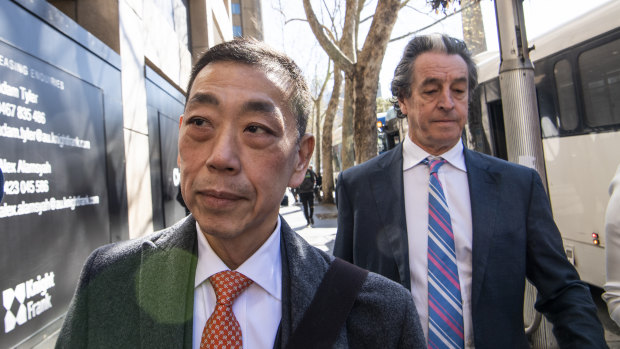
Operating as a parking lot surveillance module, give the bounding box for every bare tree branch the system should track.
[404,4,430,14]
[359,1,416,26]
[389,2,472,43]
[302,0,355,74]
[399,0,412,10]
[311,60,333,103]
[284,17,307,24]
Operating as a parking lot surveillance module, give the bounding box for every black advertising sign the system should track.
[0,40,110,346]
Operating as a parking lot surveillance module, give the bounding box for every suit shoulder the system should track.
[353,271,416,317]
[467,149,538,178]
[361,272,413,302]
[340,147,399,182]
[83,221,183,274]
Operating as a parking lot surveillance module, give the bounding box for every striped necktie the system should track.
[425,157,464,349]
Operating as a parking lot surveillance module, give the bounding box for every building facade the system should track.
[231,0,264,40]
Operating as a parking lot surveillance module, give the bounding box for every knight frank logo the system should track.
[3,272,55,333]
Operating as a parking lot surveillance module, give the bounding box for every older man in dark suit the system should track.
[56,39,424,348]
[334,34,607,348]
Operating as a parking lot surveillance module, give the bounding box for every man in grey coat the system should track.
[56,38,424,348]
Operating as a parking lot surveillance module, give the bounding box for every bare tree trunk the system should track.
[341,75,356,169]
[314,100,321,171]
[303,0,418,165]
[461,0,486,55]
[354,0,401,163]
[322,68,343,204]
[353,63,378,163]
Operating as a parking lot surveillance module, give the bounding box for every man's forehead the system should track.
[413,52,468,77]
[185,61,299,131]
[195,61,286,86]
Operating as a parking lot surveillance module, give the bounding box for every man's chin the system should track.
[196,217,245,240]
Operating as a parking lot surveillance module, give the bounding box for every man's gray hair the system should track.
[390,33,478,118]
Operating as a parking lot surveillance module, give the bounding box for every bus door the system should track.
[482,78,508,160]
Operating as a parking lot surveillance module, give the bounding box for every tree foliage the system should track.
[376,97,393,114]
[428,0,461,13]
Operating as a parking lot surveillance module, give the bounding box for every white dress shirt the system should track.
[402,136,475,347]
[192,217,282,349]
[603,163,620,326]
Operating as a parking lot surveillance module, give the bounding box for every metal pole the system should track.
[493,1,557,346]
[494,0,547,188]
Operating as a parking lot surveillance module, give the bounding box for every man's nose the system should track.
[437,88,455,110]
[205,128,241,173]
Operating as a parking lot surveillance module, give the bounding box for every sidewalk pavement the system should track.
[279,190,338,255]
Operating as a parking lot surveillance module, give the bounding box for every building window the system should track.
[233,25,243,37]
[232,3,241,15]
[553,59,579,132]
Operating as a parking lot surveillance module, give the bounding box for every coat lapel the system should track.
[464,149,501,311]
[278,217,332,347]
[138,216,198,349]
[370,143,411,289]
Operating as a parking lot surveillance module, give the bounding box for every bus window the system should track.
[579,38,620,128]
[553,59,579,132]
[534,59,560,138]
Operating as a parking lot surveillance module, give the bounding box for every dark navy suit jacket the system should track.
[334,143,607,348]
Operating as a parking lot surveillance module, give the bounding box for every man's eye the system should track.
[189,118,207,126]
[246,125,267,134]
[424,90,437,95]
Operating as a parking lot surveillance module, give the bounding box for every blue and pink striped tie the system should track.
[425,157,464,349]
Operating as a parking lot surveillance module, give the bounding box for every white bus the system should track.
[472,1,620,288]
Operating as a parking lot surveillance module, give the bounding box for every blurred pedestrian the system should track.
[298,166,317,225]
[291,187,299,203]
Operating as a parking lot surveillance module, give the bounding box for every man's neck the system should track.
[203,221,278,270]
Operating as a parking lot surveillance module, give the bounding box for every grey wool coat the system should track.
[55,215,425,348]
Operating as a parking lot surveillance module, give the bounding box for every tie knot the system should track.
[209,270,253,305]
[424,157,446,175]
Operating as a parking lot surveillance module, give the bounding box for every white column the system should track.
[119,0,154,238]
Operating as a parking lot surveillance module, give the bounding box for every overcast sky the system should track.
[261,0,614,98]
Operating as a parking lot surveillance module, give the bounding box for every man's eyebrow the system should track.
[452,77,468,85]
[241,100,276,114]
[420,77,442,87]
[187,92,219,108]
[420,76,468,87]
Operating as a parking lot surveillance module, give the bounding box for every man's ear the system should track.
[398,98,409,116]
[288,133,315,188]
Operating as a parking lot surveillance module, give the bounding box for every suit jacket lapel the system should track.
[278,217,331,347]
[464,149,500,311]
[138,216,198,349]
[371,143,411,289]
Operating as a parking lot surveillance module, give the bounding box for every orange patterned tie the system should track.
[200,270,253,349]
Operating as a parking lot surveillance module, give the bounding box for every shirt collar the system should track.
[194,216,282,301]
[402,134,466,172]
